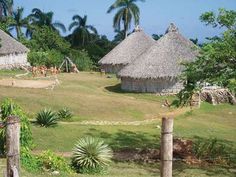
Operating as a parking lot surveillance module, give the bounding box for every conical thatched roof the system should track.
[118,23,199,79]
[0,29,29,55]
[98,29,155,65]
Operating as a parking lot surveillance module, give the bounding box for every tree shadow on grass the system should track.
[85,128,160,150]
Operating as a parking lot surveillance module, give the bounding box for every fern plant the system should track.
[36,109,58,127]
[57,107,73,120]
[72,137,112,174]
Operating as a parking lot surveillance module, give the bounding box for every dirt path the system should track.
[59,108,188,126]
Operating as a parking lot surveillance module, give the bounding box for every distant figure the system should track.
[72,64,79,73]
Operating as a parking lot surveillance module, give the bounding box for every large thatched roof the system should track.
[0,29,29,55]
[118,23,199,79]
[98,29,155,65]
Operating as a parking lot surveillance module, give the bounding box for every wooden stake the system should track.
[161,117,173,177]
[6,116,20,177]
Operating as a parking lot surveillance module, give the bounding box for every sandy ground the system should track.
[0,79,56,89]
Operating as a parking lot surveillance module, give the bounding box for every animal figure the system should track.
[71,64,79,73]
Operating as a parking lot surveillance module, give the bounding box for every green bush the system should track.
[21,147,40,172]
[28,50,64,68]
[193,138,235,165]
[72,136,112,174]
[36,109,58,127]
[0,99,33,155]
[21,148,72,174]
[38,150,72,173]
[70,49,93,71]
[57,108,73,120]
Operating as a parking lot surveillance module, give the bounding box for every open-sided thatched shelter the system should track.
[0,29,29,69]
[98,28,155,74]
[118,23,199,94]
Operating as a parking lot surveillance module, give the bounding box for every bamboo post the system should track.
[6,116,20,177]
[65,59,69,73]
[160,117,173,177]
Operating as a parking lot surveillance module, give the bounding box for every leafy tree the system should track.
[0,0,13,17]
[84,34,115,63]
[25,26,70,54]
[107,0,145,38]
[68,15,97,47]
[27,8,66,36]
[8,7,29,39]
[178,8,236,106]
[200,8,236,29]
[0,15,13,33]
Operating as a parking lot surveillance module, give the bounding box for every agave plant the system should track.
[36,109,58,127]
[72,137,112,174]
[57,107,73,120]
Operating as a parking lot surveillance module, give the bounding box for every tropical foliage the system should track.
[57,107,73,120]
[28,8,66,35]
[107,0,145,38]
[178,8,236,106]
[72,137,113,174]
[68,15,97,47]
[0,99,33,155]
[8,7,29,39]
[0,0,13,17]
[35,108,58,127]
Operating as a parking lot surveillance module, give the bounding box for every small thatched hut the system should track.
[118,23,199,93]
[98,28,155,74]
[0,29,29,69]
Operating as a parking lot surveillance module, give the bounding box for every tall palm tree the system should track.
[107,0,144,38]
[0,0,13,18]
[8,7,29,39]
[28,8,66,33]
[69,15,97,46]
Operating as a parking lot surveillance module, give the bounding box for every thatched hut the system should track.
[118,23,199,93]
[0,29,29,69]
[98,28,155,74]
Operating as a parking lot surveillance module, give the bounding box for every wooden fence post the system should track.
[6,116,20,177]
[160,117,173,177]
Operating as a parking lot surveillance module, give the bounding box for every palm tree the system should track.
[8,7,29,39]
[28,8,66,33]
[0,0,13,18]
[69,15,97,46]
[107,0,144,38]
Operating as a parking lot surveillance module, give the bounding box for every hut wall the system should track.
[121,77,183,93]
[0,53,29,69]
[101,64,126,74]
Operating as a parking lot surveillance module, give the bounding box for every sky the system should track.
[15,0,236,42]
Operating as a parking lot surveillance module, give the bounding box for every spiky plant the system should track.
[36,109,58,127]
[72,137,112,174]
[57,107,73,120]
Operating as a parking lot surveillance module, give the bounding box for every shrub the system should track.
[70,49,93,71]
[36,109,58,127]
[38,150,72,173]
[28,50,64,68]
[21,147,40,172]
[21,148,72,174]
[72,136,112,174]
[193,138,235,165]
[57,108,73,120]
[0,99,33,155]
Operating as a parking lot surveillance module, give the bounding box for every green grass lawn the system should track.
[0,72,174,121]
[0,71,235,176]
